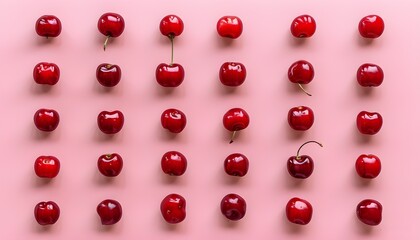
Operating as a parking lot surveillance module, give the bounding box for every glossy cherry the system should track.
[161,108,187,133]
[97,13,125,50]
[217,16,243,39]
[223,108,250,143]
[97,110,124,134]
[161,151,187,176]
[34,201,60,225]
[160,193,186,224]
[96,64,121,87]
[286,197,313,225]
[356,111,383,135]
[34,156,60,178]
[156,63,185,87]
[97,153,123,177]
[358,15,384,38]
[224,153,249,177]
[220,193,246,221]
[33,62,60,85]
[355,154,381,179]
[34,108,60,132]
[97,199,122,225]
[160,15,184,37]
[288,60,314,96]
[35,15,61,38]
[356,199,382,226]
[357,63,383,87]
[219,62,247,87]
[288,106,314,131]
[288,141,323,179]
[290,15,316,38]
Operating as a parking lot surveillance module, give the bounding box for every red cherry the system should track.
[358,15,384,38]
[356,111,383,135]
[161,108,187,133]
[97,110,124,134]
[160,193,186,224]
[34,108,60,132]
[34,156,60,178]
[96,64,121,87]
[219,62,247,87]
[288,60,314,96]
[220,193,246,221]
[155,63,185,87]
[287,106,314,131]
[357,63,384,87]
[286,197,313,225]
[224,153,249,177]
[33,62,60,85]
[97,199,122,225]
[356,199,382,226]
[35,15,61,38]
[161,151,187,176]
[34,201,60,225]
[290,15,316,38]
[287,141,323,179]
[160,15,184,37]
[223,108,250,143]
[217,16,243,39]
[97,153,123,177]
[355,154,381,179]
[97,13,125,50]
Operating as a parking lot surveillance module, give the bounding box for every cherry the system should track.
[220,193,246,221]
[97,199,122,225]
[97,153,123,177]
[288,106,314,131]
[160,15,184,37]
[288,60,314,96]
[34,156,60,178]
[34,108,60,132]
[357,63,384,87]
[97,13,125,50]
[358,15,384,38]
[224,153,249,177]
[96,63,121,87]
[161,151,187,176]
[34,201,60,225]
[287,141,323,179]
[217,16,243,39]
[356,111,383,135]
[160,193,186,224]
[155,63,185,87]
[223,108,250,143]
[161,108,187,133]
[290,15,316,38]
[35,15,61,38]
[356,199,382,226]
[219,62,247,87]
[33,62,60,85]
[97,110,124,134]
[355,154,381,179]
[286,197,313,225]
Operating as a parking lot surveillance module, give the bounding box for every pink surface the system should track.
[2,0,417,239]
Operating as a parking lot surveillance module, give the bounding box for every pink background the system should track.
[1,0,417,239]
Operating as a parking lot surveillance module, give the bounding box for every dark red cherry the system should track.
[220,193,246,221]
[355,154,381,179]
[35,15,62,38]
[96,64,121,87]
[359,15,384,38]
[356,111,383,135]
[160,193,186,224]
[33,62,60,85]
[357,63,383,87]
[161,151,187,176]
[286,197,313,225]
[34,108,60,132]
[224,153,249,177]
[219,62,247,87]
[160,15,184,37]
[287,106,314,131]
[288,60,314,96]
[161,108,187,133]
[217,16,243,39]
[356,199,382,226]
[287,141,322,179]
[34,156,60,178]
[34,201,60,225]
[97,153,123,177]
[97,199,123,225]
[290,15,316,38]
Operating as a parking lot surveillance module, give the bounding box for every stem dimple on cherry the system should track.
[298,83,312,96]
[169,34,175,66]
[296,140,323,159]
[103,35,110,51]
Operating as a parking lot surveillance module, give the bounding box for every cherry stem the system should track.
[229,130,237,144]
[103,35,110,51]
[296,141,323,159]
[298,83,312,96]
[169,34,174,66]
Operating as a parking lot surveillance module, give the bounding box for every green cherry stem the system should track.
[103,35,110,51]
[296,141,323,160]
[169,34,174,66]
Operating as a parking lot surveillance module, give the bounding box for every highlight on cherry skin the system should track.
[219,62,247,87]
[161,151,187,176]
[356,199,382,226]
[357,63,384,87]
[96,63,121,87]
[355,154,381,179]
[286,197,313,225]
[97,153,123,177]
[33,62,60,85]
[223,108,250,143]
[356,111,383,135]
[217,16,243,39]
[34,156,60,178]
[220,193,247,221]
[287,141,323,179]
[35,15,62,38]
[34,108,60,132]
[97,110,125,134]
[160,193,186,224]
[34,201,60,225]
[97,12,125,51]
[161,108,187,133]
[287,106,314,131]
[97,199,123,225]
[288,60,314,96]
[358,15,384,39]
[224,153,249,177]
[290,14,316,38]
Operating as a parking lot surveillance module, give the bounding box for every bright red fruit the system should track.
[161,151,187,176]
[220,193,246,221]
[97,13,125,50]
[358,15,384,38]
[155,63,185,87]
[97,153,123,177]
[224,153,249,177]
[287,141,323,179]
[33,62,60,85]
[288,106,314,131]
[288,60,314,96]
[356,199,382,226]
[356,111,383,135]
[219,62,246,87]
[160,15,184,37]
[355,154,381,179]
[160,193,186,224]
[35,15,61,38]
[97,199,122,225]
[97,110,124,134]
[34,109,60,132]
[161,108,187,133]
[34,156,60,178]
[290,15,316,38]
[217,16,243,39]
[223,108,250,143]
[96,64,121,87]
[357,63,383,87]
[34,201,60,225]
[286,197,313,225]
